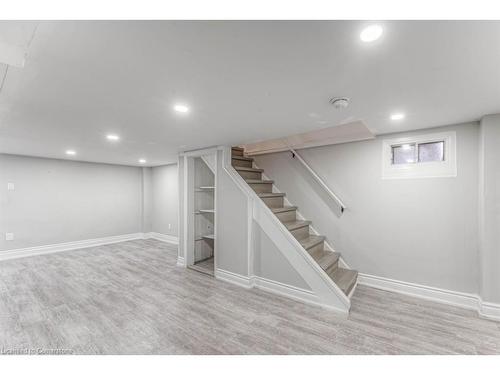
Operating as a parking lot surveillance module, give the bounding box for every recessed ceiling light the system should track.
[138,159,146,164]
[174,104,189,113]
[390,113,405,121]
[106,134,120,141]
[65,150,76,156]
[360,25,383,42]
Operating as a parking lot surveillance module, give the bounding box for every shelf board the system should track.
[195,209,215,214]
[194,234,215,241]
[195,186,215,192]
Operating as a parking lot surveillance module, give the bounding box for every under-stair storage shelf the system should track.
[194,234,216,241]
[191,156,215,273]
[194,209,216,214]
[195,186,215,192]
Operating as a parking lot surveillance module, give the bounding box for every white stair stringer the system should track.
[220,146,351,315]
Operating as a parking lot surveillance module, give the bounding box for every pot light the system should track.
[138,159,146,164]
[360,25,383,42]
[106,134,120,141]
[65,150,76,156]
[173,104,189,113]
[390,113,405,121]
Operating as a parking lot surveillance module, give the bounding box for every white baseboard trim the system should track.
[479,301,500,321]
[176,256,185,267]
[358,273,500,321]
[145,232,179,245]
[253,276,331,311]
[215,268,347,315]
[358,273,478,310]
[215,268,252,289]
[0,233,144,261]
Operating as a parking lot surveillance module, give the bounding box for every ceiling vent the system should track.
[330,97,350,109]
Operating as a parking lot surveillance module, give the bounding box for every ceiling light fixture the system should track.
[174,104,189,113]
[138,159,146,164]
[360,25,383,42]
[65,150,76,156]
[390,113,405,121]
[106,134,120,141]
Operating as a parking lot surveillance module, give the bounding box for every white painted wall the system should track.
[141,167,153,233]
[215,149,249,275]
[254,122,479,295]
[0,154,143,251]
[0,154,180,251]
[177,155,185,260]
[478,114,500,303]
[151,164,178,237]
[253,225,311,290]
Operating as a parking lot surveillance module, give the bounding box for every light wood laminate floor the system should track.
[0,239,499,354]
[189,256,214,276]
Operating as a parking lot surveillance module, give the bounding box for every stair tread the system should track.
[315,251,340,271]
[299,235,325,250]
[331,268,358,295]
[234,166,264,172]
[284,220,311,231]
[258,192,285,197]
[271,206,297,213]
[232,155,254,161]
[245,179,273,184]
[232,146,244,151]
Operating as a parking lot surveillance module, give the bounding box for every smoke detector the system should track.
[330,97,350,109]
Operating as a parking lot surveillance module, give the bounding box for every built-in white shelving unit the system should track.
[192,157,215,271]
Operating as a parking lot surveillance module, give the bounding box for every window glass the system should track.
[392,144,416,164]
[418,141,444,162]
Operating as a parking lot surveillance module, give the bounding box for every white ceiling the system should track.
[0,20,499,166]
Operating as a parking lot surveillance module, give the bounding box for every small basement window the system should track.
[382,132,456,179]
[418,141,444,162]
[391,141,444,165]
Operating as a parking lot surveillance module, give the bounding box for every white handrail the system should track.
[289,148,346,214]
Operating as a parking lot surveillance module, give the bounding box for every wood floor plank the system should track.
[0,238,498,354]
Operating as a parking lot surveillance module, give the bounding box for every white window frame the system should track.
[382,131,457,179]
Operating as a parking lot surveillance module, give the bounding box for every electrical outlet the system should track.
[5,233,14,241]
[7,182,15,191]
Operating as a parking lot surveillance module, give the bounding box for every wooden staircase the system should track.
[231,146,358,296]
